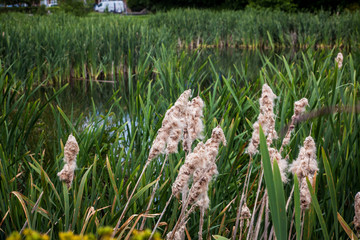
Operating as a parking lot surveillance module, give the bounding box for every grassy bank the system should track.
[0,9,360,82]
[0,45,359,239]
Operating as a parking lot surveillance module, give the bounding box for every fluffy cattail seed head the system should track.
[57,134,79,188]
[241,203,251,219]
[354,192,360,232]
[204,126,226,163]
[183,96,205,152]
[300,176,312,210]
[282,98,309,148]
[293,98,309,117]
[247,84,277,156]
[289,136,318,179]
[148,90,191,161]
[335,52,343,69]
[172,142,206,196]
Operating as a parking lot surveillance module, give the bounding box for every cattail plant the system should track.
[113,89,192,236]
[141,92,205,231]
[57,134,79,188]
[335,52,343,69]
[166,126,226,240]
[240,85,313,239]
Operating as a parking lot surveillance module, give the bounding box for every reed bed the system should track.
[0,42,360,240]
[0,9,360,83]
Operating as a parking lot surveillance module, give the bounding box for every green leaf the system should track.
[212,235,230,240]
[337,212,358,240]
[71,166,92,231]
[259,126,287,240]
[306,177,329,240]
[322,148,338,239]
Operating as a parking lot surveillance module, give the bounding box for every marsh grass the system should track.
[0,42,359,240]
[0,9,360,82]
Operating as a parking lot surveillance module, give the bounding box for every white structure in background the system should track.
[40,0,58,6]
[94,0,125,13]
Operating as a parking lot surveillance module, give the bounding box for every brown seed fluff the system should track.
[148,90,191,161]
[247,84,277,156]
[57,134,79,188]
[290,136,318,209]
[183,96,205,152]
[172,142,206,196]
[299,176,312,210]
[282,98,309,147]
[241,203,251,219]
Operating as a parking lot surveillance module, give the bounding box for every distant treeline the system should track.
[127,0,360,12]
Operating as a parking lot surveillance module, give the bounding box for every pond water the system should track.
[34,47,359,158]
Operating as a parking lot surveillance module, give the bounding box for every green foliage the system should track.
[127,0,150,12]
[248,0,296,11]
[60,0,91,16]
[259,127,287,239]
[0,10,359,82]
[0,12,359,239]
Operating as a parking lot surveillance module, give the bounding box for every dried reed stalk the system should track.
[139,154,169,230]
[232,158,252,240]
[150,194,174,240]
[246,171,263,240]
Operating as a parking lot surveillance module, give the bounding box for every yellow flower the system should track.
[59,231,74,240]
[6,232,21,240]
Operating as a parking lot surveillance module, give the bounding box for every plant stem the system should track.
[140,154,168,230]
[149,194,174,240]
[112,160,150,238]
[232,158,252,240]
[246,170,264,240]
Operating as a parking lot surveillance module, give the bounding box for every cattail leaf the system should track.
[106,156,120,207]
[337,212,358,240]
[11,191,32,229]
[28,157,62,205]
[322,148,338,239]
[56,106,79,138]
[259,126,284,240]
[71,166,92,231]
[306,177,329,240]
[128,179,157,209]
[267,31,275,50]
[272,160,287,240]
[294,175,301,240]
[212,235,230,240]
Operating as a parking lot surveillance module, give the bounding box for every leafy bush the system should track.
[60,0,91,16]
